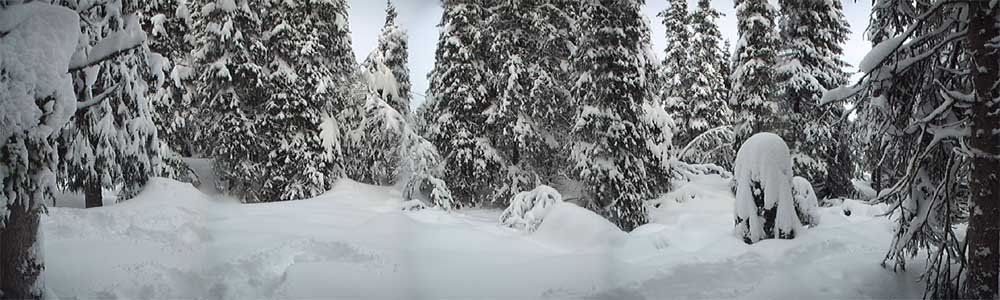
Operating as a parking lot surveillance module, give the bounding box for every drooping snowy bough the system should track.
[499,185,563,232]
[733,133,801,244]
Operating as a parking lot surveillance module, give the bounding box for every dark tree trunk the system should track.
[963,5,1000,299]
[84,182,102,208]
[0,204,44,299]
[825,123,854,200]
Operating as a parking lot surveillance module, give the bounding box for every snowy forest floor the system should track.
[43,159,925,299]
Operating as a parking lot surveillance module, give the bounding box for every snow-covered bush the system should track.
[499,185,563,232]
[733,133,801,244]
[792,176,820,227]
[401,131,453,210]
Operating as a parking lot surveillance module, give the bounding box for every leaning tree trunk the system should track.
[963,5,1000,299]
[0,204,44,299]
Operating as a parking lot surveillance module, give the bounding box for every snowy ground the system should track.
[43,160,924,299]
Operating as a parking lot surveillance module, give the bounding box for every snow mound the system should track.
[733,133,801,243]
[792,176,820,227]
[532,202,626,251]
[499,185,563,232]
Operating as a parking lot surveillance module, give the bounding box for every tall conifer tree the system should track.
[775,0,851,198]
[427,0,507,207]
[730,0,780,141]
[684,0,732,144]
[569,0,670,231]
[59,0,162,207]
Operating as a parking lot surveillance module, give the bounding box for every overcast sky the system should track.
[347,0,874,111]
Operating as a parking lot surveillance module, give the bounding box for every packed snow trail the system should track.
[42,172,924,299]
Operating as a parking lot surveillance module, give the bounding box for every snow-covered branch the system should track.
[76,82,122,110]
[68,19,146,73]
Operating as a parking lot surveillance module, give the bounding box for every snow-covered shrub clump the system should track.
[500,185,563,232]
[533,202,627,251]
[733,133,801,244]
[792,176,820,227]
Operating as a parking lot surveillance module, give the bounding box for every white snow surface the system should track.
[43,166,924,299]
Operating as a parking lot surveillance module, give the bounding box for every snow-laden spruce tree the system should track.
[191,0,269,200]
[823,1,999,297]
[254,0,353,202]
[141,0,201,185]
[347,1,410,186]
[58,0,161,208]
[426,0,508,207]
[0,3,80,296]
[733,133,800,243]
[729,0,780,142]
[569,0,671,232]
[685,0,733,142]
[350,52,406,186]
[775,0,852,199]
[657,0,694,143]
[484,0,580,202]
[363,1,411,116]
[143,0,197,156]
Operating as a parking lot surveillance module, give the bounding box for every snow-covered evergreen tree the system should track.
[484,0,581,201]
[823,2,999,297]
[141,0,201,185]
[59,0,162,207]
[1,1,150,295]
[347,1,410,186]
[720,39,733,95]
[349,53,406,185]
[426,0,508,207]
[191,0,269,200]
[683,0,732,144]
[255,0,353,202]
[0,3,80,296]
[729,0,780,140]
[775,0,851,199]
[143,0,197,156]
[657,0,693,143]
[569,0,669,232]
[362,1,411,116]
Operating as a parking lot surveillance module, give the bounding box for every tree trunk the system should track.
[84,182,102,208]
[963,6,1000,299]
[0,204,44,299]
